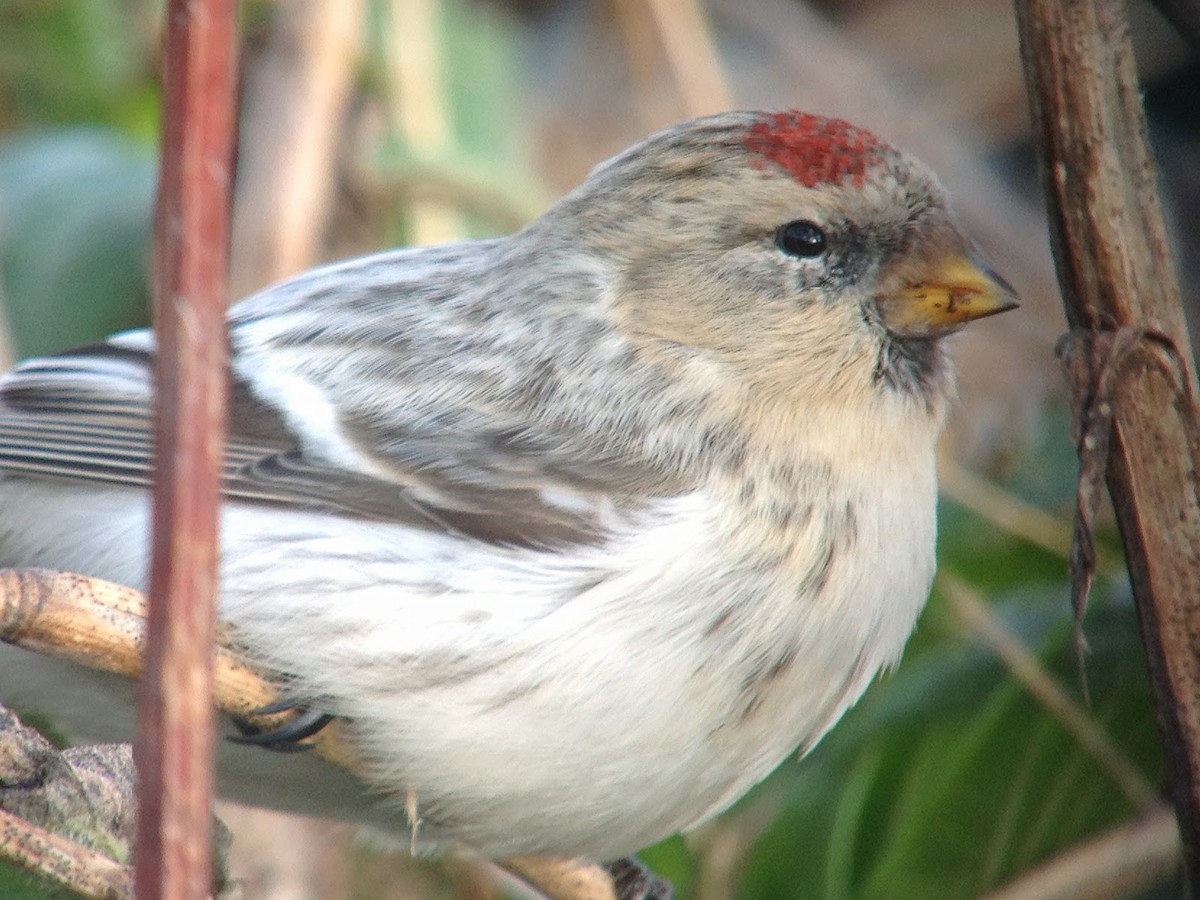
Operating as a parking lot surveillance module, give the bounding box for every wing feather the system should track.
[0,335,616,545]
[1,247,699,547]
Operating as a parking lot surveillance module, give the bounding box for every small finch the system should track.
[0,111,1015,862]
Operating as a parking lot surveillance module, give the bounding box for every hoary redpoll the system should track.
[0,110,1016,861]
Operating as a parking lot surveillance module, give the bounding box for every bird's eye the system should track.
[776,220,827,258]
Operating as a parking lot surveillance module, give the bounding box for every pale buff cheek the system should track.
[613,299,883,439]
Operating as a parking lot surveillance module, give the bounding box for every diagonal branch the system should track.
[0,701,136,899]
[0,806,133,900]
[982,804,1179,900]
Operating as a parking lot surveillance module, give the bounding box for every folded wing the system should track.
[0,334,625,546]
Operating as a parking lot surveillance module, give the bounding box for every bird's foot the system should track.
[606,856,674,900]
[228,699,336,752]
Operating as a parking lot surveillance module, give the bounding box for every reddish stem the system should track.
[137,2,237,898]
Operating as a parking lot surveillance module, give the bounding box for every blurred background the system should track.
[0,0,1197,897]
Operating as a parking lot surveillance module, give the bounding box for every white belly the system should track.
[0,466,935,860]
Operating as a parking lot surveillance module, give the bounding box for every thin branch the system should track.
[355,158,547,234]
[140,1,237,898]
[642,0,733,117]
[386,0,460,245]
[0,701,136,898]
[502,857,619,900]
[982,805,1179,900]
[0,807,133,900]
[230,0,367,297]
[0,281,13,371]
[688,790,783,900]
[938,458,1076,560]
[0,568,362,773]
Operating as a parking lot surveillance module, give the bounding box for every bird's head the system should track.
[548,110,1017,429]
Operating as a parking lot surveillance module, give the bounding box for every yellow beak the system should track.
[878,254,1019,337]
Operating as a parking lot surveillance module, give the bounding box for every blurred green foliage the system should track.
[0,1,160,362]
[0,129,155,358]
[0,3,1172,899]
[731,588,1163,900]
[0,2,160,137]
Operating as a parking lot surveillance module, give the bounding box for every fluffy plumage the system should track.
[0,110,1014,859]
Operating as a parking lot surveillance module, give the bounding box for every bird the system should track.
[0,109,1016,863]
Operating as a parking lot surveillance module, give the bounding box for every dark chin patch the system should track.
[873,335,946,404]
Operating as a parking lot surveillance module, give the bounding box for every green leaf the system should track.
[0,127,154,358]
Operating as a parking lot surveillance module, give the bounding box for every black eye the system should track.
[776,220,827,258]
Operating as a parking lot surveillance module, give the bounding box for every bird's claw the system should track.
[606,857,674,900]
[228,701,336,753]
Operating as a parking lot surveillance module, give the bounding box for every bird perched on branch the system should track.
[0,110,1015,862]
